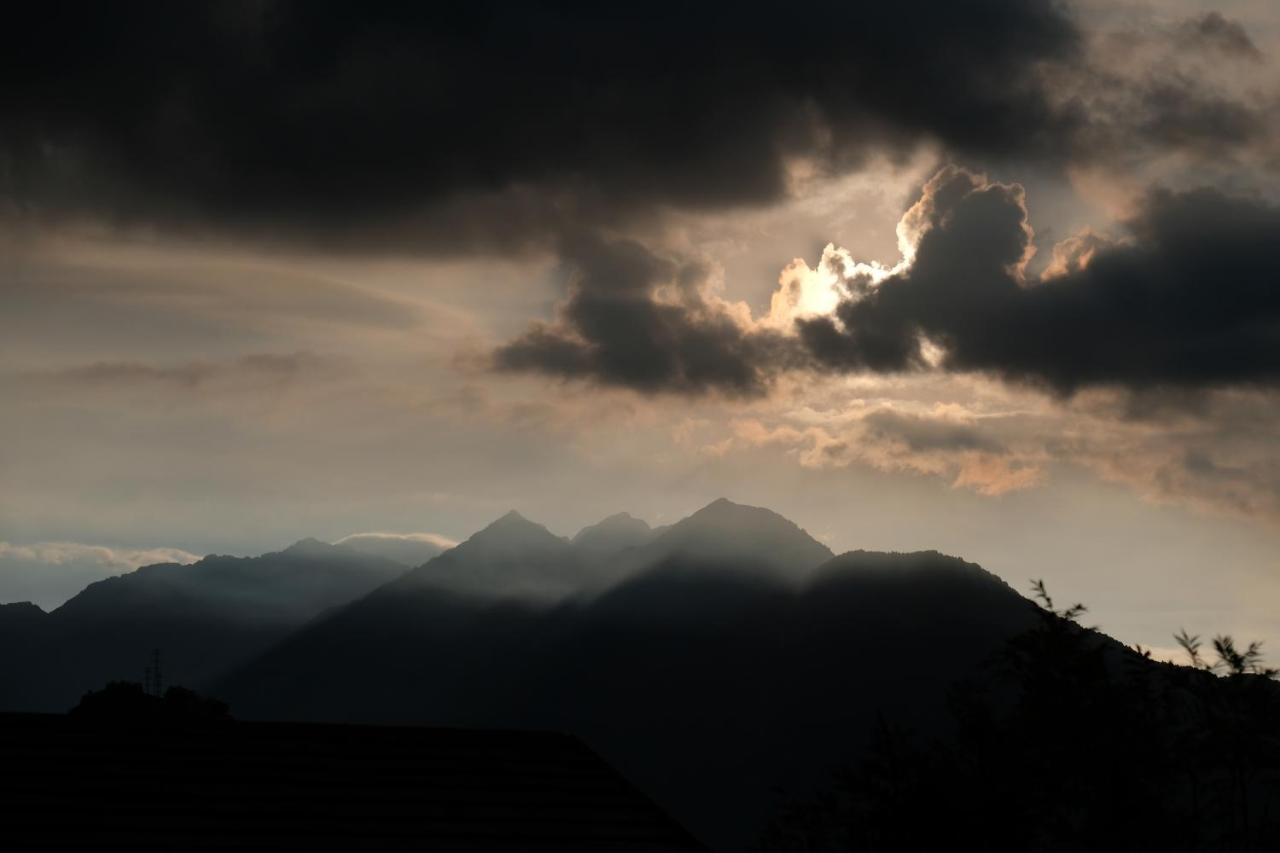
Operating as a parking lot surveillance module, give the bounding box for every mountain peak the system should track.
[639,498,834,575]
[604,511,639,522]
[336,533,451,567]
[685,498,790,526]
[399,509,576,598]
[465,510,568,551]
[572,512,654,552]
[282,537,340,557]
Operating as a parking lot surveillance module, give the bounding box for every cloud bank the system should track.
[498,167,1280,399]
[335,532,458,567]
[0,541,200,610]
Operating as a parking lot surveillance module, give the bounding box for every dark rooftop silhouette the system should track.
[0,712,705,851]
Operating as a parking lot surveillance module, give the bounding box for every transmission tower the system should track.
[143,648,164,697]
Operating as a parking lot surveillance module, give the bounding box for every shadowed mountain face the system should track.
[0,540,407,712]
[216,546,1037,852]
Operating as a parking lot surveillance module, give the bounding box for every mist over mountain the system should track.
[0,542,202,611]
[334,532,454,566]
[200,502,1024,850]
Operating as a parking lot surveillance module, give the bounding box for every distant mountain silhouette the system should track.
[216,543,1039,851]
[0,540,406,712]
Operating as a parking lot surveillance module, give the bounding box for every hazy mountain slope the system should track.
[217,548,1040,852]
[0,540,407,712]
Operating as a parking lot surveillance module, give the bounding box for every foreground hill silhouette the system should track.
[0,539,406,711]
[215,505,1035,851]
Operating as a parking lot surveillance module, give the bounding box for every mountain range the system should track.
[2,499,1053,849]
[0,539,407,712]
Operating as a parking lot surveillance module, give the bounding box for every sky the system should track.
[2,0,1279,657]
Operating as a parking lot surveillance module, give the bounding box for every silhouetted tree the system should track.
[70,681,231,723]
[758,583,1280,853]
[1167,629,1280,851]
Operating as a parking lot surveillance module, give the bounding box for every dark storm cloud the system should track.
[0,1,1082,251]
[495,235,798,396]
[497,168,1280,397]
[1111,76,1269,161]
[800,168,1280,394]
[1071,10,1274,166]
